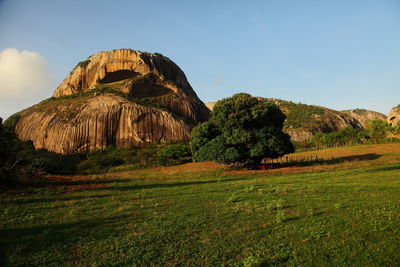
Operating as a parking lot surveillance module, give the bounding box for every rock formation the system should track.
[53,49,210,123]
[387,105,400,126]
[341,109,386,128]
[9,49,210,154]
[205,101,216,111]
[207,99,387,142]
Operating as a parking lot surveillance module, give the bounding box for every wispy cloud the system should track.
[0,48,54,119]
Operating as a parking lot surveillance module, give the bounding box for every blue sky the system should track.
[0,0,399,118]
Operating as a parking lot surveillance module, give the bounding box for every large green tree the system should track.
[191,93,294,167]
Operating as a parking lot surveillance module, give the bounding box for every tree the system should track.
[367,120,390,143]
[0,118,36,184]
[191,93,294,167]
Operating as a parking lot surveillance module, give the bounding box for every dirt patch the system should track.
[295,143,400,159]
[109,161,225,179]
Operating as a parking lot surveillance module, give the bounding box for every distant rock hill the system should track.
[7,49,210,154]
[207,99,386,142]
[388,105,400,126]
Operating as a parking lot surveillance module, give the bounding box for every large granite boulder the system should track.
[8,49,210,154]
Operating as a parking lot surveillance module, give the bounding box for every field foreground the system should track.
[1,143,400,266]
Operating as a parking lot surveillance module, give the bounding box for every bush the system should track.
[367,120,391,142]
[134,144,159,167]
[76,160,98,174]
[34,150,84,174]
[0,118,37,184]
[76,143,192,173]
[82,146,137,172]
[157,143,191,166]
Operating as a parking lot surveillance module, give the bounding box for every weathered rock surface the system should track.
[54,49,210,123]
[207,99,387,142]
[341,109,386,128]
[13,94,191,154]
[205,101,216,111]
[10,49,210,154]
[388,105,400,126]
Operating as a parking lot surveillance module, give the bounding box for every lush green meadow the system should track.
[1,143,400,266]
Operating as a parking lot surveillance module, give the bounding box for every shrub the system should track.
[367,120,391,142]
[157,143,191,166]
[85,146,137,170]
[34,150,84,174]
[0,118,37,184]
[76,160,98,174]
[135,144,159,166]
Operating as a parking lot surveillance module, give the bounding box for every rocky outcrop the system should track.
[341,109,386,128]
[9,49,210,154]
[13,94,191,154]
[207,99,386,143]
[264,98,361,142]
[388,105,400,126]
[54,49,210,123]
[206,101,216,111]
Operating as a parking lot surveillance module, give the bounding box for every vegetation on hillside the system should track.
[191,93,294,167]
[38,85,172,113]
[77,143,191,174]
[277,101,326,129]
[296,120,400,150]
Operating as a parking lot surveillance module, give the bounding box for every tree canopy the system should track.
[191,93,294,167]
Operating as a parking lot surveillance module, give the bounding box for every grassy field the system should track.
[1,143,400,266]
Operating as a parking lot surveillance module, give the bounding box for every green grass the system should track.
[1,145,400,266]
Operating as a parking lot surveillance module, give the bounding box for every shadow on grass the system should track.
[368,165,400,172]
[103,177,251,191]
[1,178,132,196]
[2,194,113,205]
[0,214,132,265]
[0,215,125,244]
[284,216,300,222]
[38,178,132,187]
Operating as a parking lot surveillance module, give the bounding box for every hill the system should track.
[207,99,386,142]
[6,49,210,154]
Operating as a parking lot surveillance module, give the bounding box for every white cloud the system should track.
[0,48,54,120]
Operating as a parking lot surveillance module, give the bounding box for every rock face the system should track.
[9,49,210,154]
[14,94,191,154]
[207,99,387,142]
[54,49,210,123]
[388,105,400,126]
[341,109,387,128]
[205,101,216,111]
